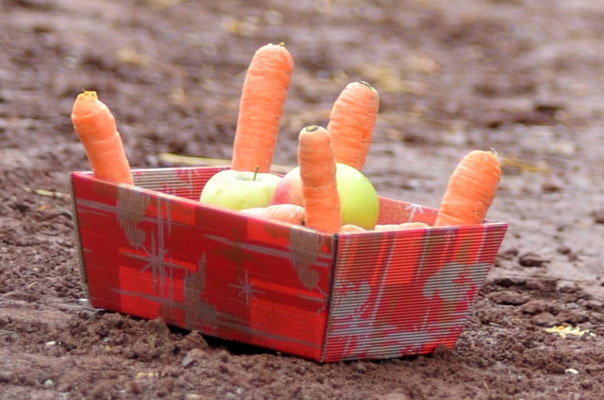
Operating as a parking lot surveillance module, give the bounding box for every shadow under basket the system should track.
[70,166,507,363]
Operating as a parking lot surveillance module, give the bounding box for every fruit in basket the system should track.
[241,204,305,225]
[271,168,304,206]
[340,224,367,233]
[272,162,379,230]
[199,169,282,211]
[340,222,431,233]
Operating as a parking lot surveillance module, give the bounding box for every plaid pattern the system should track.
[71,166,507,362]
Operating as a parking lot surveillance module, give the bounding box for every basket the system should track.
[71,166,507,362]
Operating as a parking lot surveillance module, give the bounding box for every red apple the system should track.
[271,168,304,206]
[271,163,379,229]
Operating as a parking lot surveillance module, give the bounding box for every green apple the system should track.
[271,163,379,229]
[199,169,282,211]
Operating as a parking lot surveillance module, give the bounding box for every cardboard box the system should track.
[71,166,507,362]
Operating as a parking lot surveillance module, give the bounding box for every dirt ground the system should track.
[2,0,604,399]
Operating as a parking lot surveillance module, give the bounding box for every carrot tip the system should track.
[305,125,320,132]
[77,90,99,102]
[357,81,375,90]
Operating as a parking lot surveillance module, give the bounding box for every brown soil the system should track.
[2,0,604,399]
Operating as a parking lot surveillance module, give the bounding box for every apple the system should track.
[270,168,304,206]
[272,163,379,229]
[199,169,282,211]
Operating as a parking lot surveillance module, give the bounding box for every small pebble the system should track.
[177,331,209,351]
[520,300,548,315]
[532,312,558,326]
[489,291,530,306]
[545,361,566,374]
[580,379,593,389]
[126,380,143,395]
[518,252,548,267]
[499,247,519,260]
[0,370,14,383]
[556,280,577,293]
[146,316,170,336]
[353,362,367,373]
[541,179,563,193]
[218,350,230,363]
[44,379,54,388]
[494,277,526,287]
[556,246,571,255]
[182,348,206,369]
[592,210,604,224]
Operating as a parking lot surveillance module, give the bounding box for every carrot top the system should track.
[434,150,501,226]
[298,125,341,234]
[327,81,379,171]
[71,90,133,185]
[231,42,294,173]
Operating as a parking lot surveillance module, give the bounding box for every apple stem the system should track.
[253,165,259,181]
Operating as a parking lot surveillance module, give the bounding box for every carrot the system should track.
[326,81,379,171]
[231,43,294,173]
[374,222,431,231]
[241,204,305,225]
[400,222,431,229]
[71,91,133,185]
[298,126,341,234]
[340,224,366,233]
[434,150,501,227]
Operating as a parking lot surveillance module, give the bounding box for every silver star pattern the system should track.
[404,203,425,222]
[229,270,263,308]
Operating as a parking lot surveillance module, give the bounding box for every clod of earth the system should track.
[592,210,604,224]
[518,252,549,267]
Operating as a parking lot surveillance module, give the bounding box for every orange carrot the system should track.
[340,224,366,233]
[241,204,305,225]
[400,222,430,229]
[434,150,501,227]
[231,43,294,173]
[326,81,379,171]
[298,126,341,234]
[374,222,431,231]
[71,91,133,185]
[374,224,403,231]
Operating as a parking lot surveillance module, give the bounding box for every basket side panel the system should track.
[72,167,334,361]
[322,221,507,362]
[377,197,438,225]
[70,174,90,299]
[132,165,230,201]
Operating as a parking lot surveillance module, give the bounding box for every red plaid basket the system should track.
[71,166,507,362]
